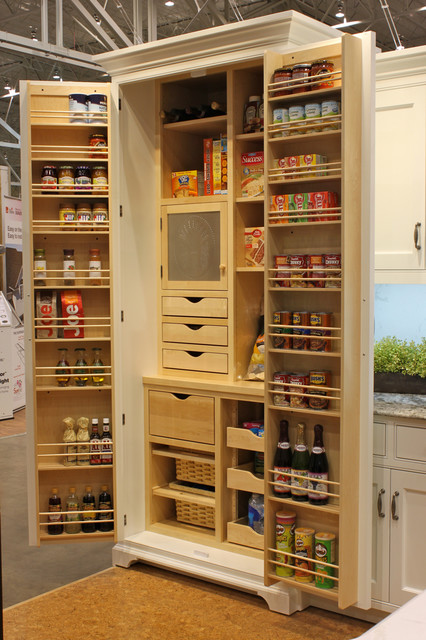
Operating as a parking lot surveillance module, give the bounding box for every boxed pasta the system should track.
[241,151,264,197]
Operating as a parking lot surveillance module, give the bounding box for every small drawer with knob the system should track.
[162,321,228,347]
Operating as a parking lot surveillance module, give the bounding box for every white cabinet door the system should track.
[375,84,426,272]
[389,469,426,605]
[372,466,390,602]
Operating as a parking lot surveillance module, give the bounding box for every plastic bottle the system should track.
[248,493,264,534]
[65,487,81,534]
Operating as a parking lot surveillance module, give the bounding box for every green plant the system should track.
[374,336,426,378]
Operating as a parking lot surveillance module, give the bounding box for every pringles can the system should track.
[315,532,336,589]
[276,511,296,577]
[295,527,315,582]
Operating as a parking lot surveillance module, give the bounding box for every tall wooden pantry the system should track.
[21,11,375,617]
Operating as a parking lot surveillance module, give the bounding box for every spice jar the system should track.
[74,165,91,191]
[89,248,102,285]
[41,165,57,192]
[58,165,74,190]
[34,248,47,286]
[311,60,335,90]
[89,133,107,158]
[273,68,293,96]
[59,202,76,230]
[92,166,108,192]
[92,202,108,227]
[63,249,75,286]
[291,63,312,93]
[76,202,92,229]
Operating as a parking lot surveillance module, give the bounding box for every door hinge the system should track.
[119,98,122,111]
[121,310,124,322]
[124,514,127,526]
[120,205,123,218]
[122,413,125,425]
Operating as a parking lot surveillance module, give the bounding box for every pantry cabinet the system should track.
[22,12,375,616]
[372,418,426,609]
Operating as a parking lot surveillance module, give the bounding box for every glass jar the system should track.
[92,202,108,227]
[59,202,76,230]
[76,202,92,230]
[311,60,335,90]
[58,165,74,191]
[92,166,108,193]
[41,165,57,192]
[91,347,104,386]
[34,248,47,286]
[89,133,107,159]
[55,348,70,387]
[291,63,312,93]
[74,348,88,387]
[89,248,101,285]
[63,248,75,286]
[74,165,91,191]
[273,68,293,96]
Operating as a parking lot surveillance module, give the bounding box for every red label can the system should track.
[289,254,308,288]
[323,254,341,288]
[307,254,325,288]
[292,311,310,350]
[309,312,331,352]
[274,255,291,288]
[273,372,291,406]
[288,373,309,408]
[272,311,292,349]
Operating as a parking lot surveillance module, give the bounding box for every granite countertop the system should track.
[374,393,426,420]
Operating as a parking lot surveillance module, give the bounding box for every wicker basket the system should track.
[175,500,215,529]
[175,458,215,486]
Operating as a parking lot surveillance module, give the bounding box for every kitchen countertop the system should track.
[374,393,426,420]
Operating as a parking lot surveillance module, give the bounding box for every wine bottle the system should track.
[273,419,292,497]
[291,422,309,501]
[308,424,329,505]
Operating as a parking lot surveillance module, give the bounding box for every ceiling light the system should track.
[4,80,11,91]
[93,13,101,24]
[165,1,175,6]
[30,25,38,40]
[331,20,362,28]
[53,67,62,81]
[335,2,345,18]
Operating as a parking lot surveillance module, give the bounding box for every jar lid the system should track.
[93,165,107,170]
[248,95,261,102]
[75,165,91,170]
[315,532,336,541]
[293,63,312,69]
[43,165,57,169]
[89,248,100,254]
[63,249,74,255]
[59,165,74,170]
[89,133,106,138]
[275,67,292,73]
[34,248,45,254]
[276,510,296,522]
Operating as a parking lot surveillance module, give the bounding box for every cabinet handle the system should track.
[377,488,386,518]
[414,222,421,250]
[391,491,399,520]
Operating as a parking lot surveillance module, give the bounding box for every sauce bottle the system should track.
[48,488,63,535]
[89,248,102,285]
[291,422,309,501]
[65,487,81,534]
[81,486,96,533]
[98,485,113,532]
[101,417,113,465]
[62,416,77,466]
[89,418,101,465]
[55,348,70,387]
[91,347,104,386]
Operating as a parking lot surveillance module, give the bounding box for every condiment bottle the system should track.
[76,202,92,229]
[92,202,108,227]
[291,422,309,501]
[89,418,101,465]
[63,248,75,286]
[89,248,102,285]
[34,248,47,286]
[92,166,108,193]
[59,202,76,230]
[98,485,113,532]
[91,347,104,386]
[101,417,113,465]
[58,165,74,191]
[76,416,90,466]
[48,488,63,535]
[74,165,91,191]
[41,165,57,192]
[55,348,70,387]
[73,347,88,386]
[62,416,77,466]
[89,133,107,159]
[65,487,81,534]
[81,486,96,533]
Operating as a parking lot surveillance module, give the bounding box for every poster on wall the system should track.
[3,195,23,320]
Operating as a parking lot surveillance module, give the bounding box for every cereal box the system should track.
[220,137,228,194]
[203,138,213,196]
[245,227,264,267]
[241,151,264,197]
[172,170,203,198]
[213,138,222,195]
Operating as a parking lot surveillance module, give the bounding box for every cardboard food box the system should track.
[172,170,204,198]
[241,151,264,197]
[245,227,264,267]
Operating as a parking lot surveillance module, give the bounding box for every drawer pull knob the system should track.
[377,488,385,518]
[172,393,190,400]
[391,491,399,520]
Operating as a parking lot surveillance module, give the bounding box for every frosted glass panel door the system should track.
[161,202,227,290]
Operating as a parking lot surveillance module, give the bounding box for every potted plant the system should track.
[374,336,426,394]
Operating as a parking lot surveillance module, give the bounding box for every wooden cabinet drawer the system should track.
[395,424,426,463]
[162,296,228,318]
[162,322,228,346]
[227,463,264,494]
[162,349,228,374]
[227,517,264,551]
[149,390,214,444]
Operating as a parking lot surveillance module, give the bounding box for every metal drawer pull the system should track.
[377,488,385,518]
[391,491,399,520]
[414,222,421,250]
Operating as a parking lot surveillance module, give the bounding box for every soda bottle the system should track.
[65,487,81,534]
[273,419,292,497]
[98,485,113,532]
[89,418,102,465]
[308,424,329,505]
[48,487,63,535]
[291,422,309,501]
[81,486,96,533]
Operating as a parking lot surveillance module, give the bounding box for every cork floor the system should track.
[3,563,373,640]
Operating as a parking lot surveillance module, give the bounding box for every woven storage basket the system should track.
[175,458,215,486]
[175,500,215,529]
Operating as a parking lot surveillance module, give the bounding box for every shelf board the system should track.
[38,462,113,471]
[268,348,341,358]
[32,158,108,163]
[268,220,341,229]
[36,385,112,392]
[235,132,263,141]
[269,175,341,186]
[267,573,339,601]
[268,86,341,104]
[235,196,264,203]
[268,494,339,516]
[161,195,228,205]
[268,129,341,144]
[148,519,216,541]
[34,285,110,290]
[163,115,227,135]
[32,230,110,235]
[35,337,111,343]
[32,194,109,199]
[267,404,341,418]
[269,287,341,293]
[149,434,215,454]
[152,484,215,507]
[40,531,114,542]
[31,123,108,129]
[236,267,264,273]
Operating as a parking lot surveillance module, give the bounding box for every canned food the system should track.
[292,311,310,351]
[59,203,76,230]
[307,254,325,288]
[324,254,341,288]
[311,60,335,90]
[87,93,107,124]
[315,532,336,589]
[308,370,331,410]
[289,255,308,288]
[291,64,312,93]
[274,255,291,288]
[288,373,309,409]
[295,527,315,582]
[273,311,292,350]
[304,103,321,133]
[273,68,293,96]
[288,105,305,136]
[272,108,289,138]
[321,100,340,130]
[69,93,87,123]
[309,312,331,352]
[273,371,290,406]
[276,511,296,577]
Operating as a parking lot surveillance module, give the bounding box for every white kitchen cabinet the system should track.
[372,417,426,610]
[375,47,426,283]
